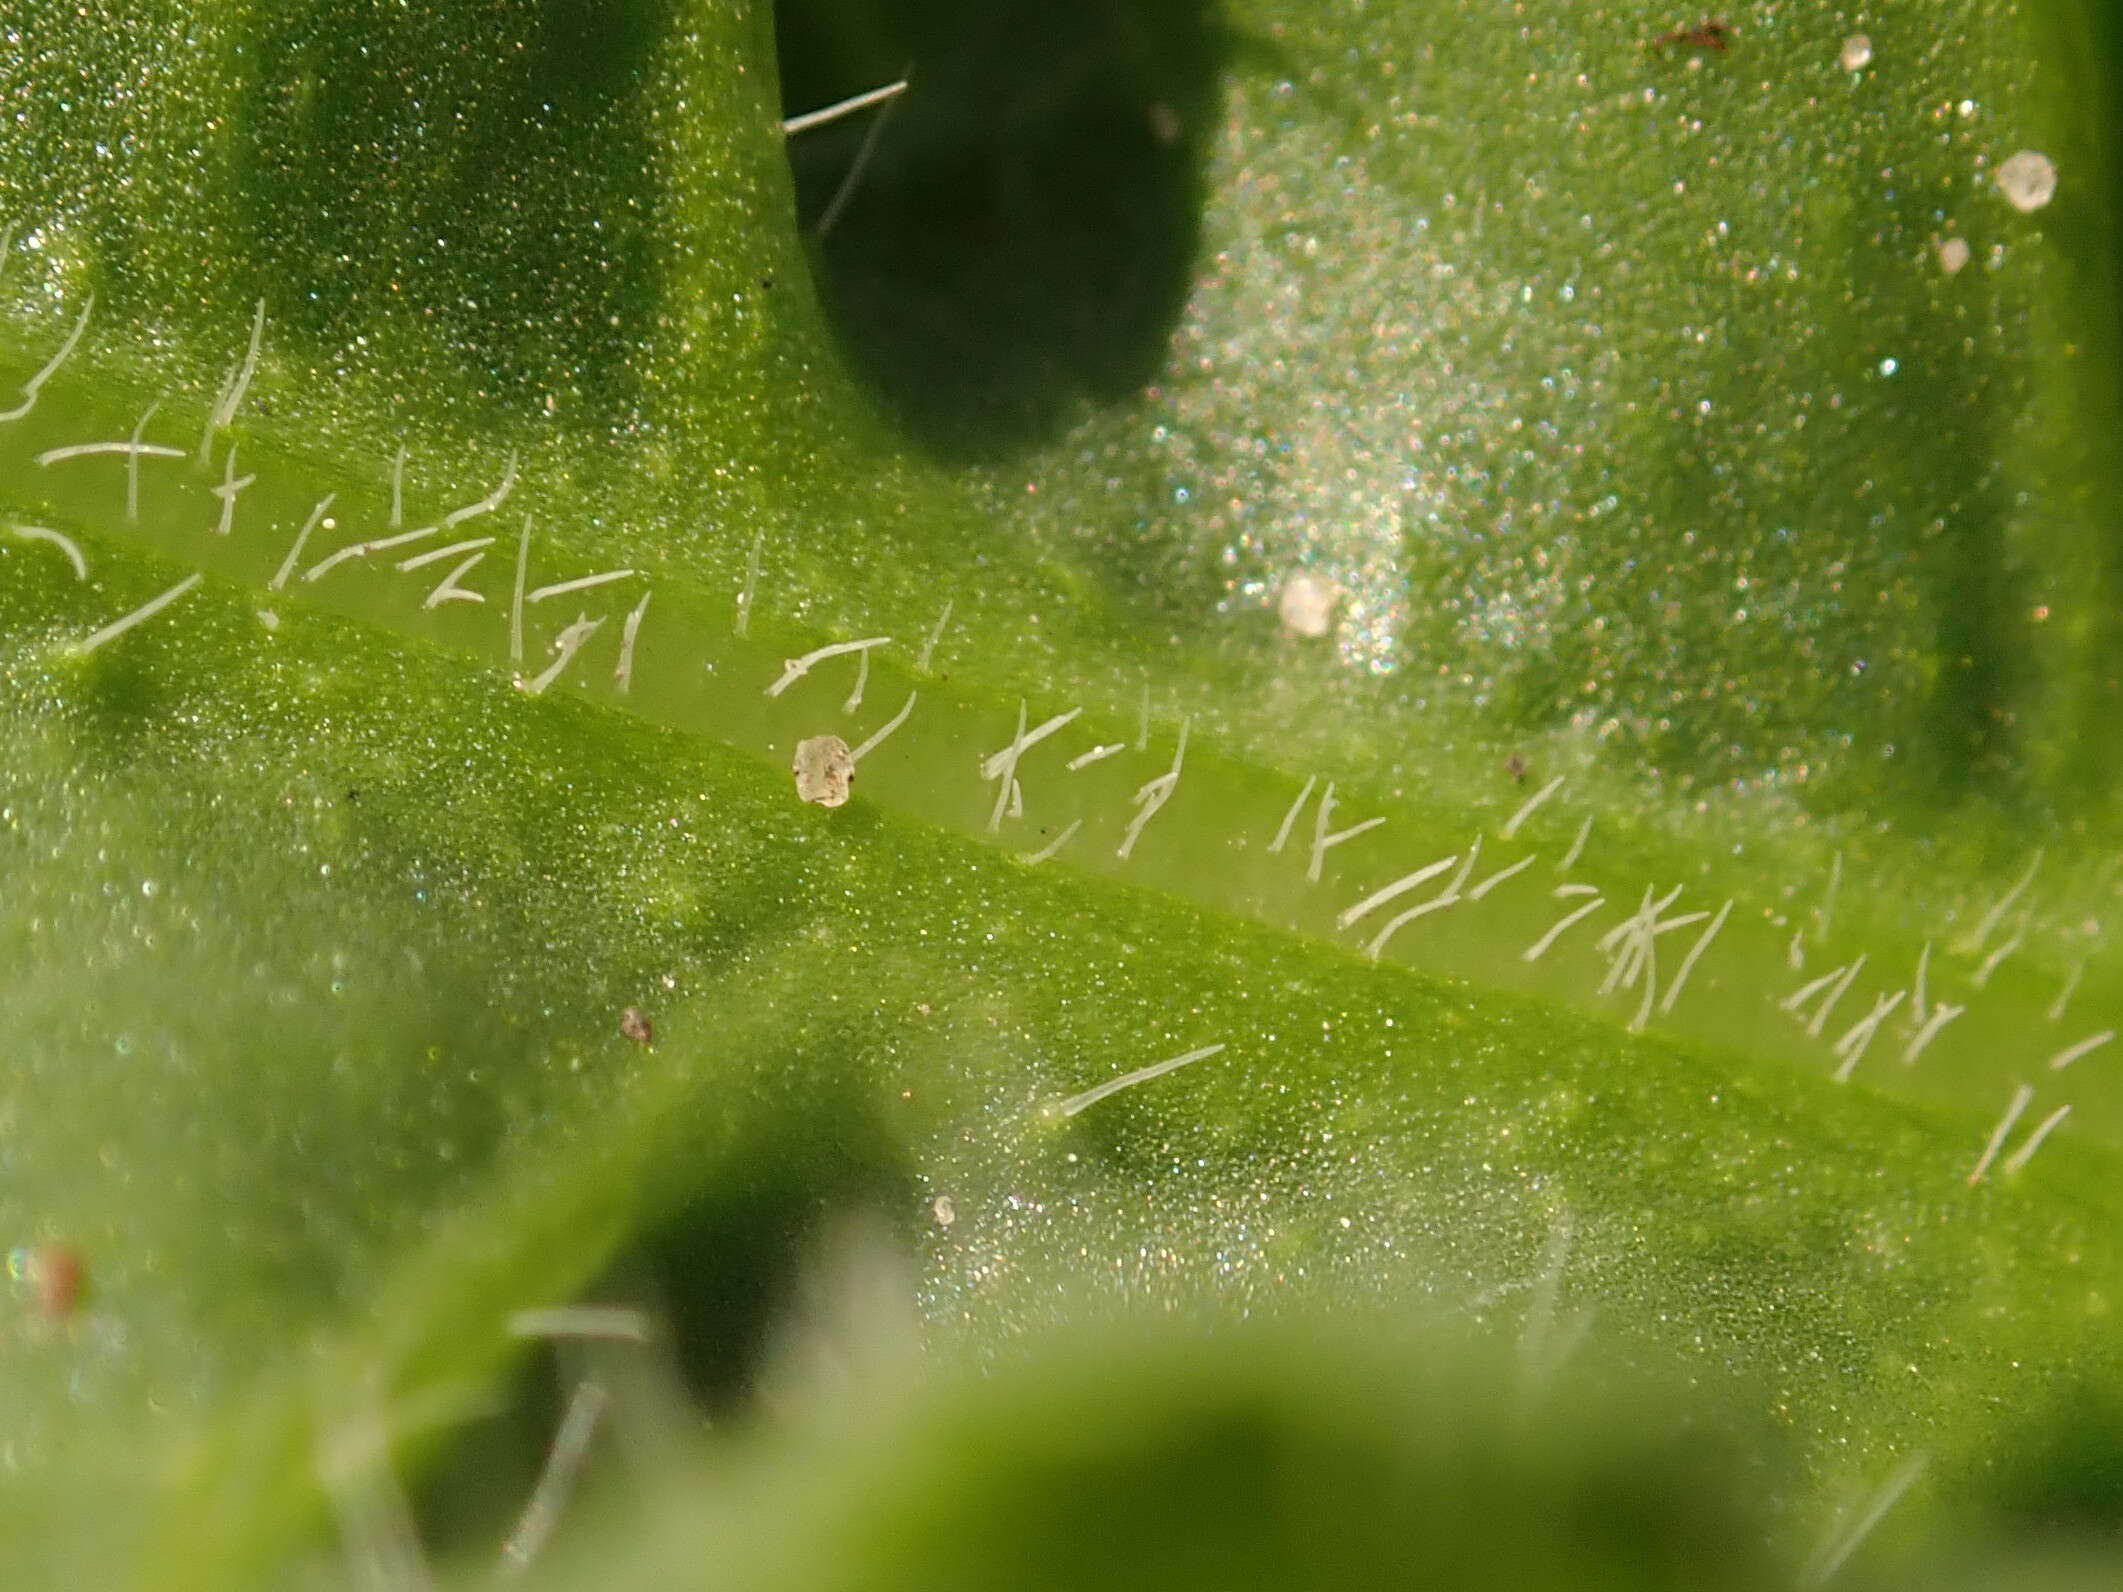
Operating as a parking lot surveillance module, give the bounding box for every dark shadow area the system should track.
[630,1093,916,1420]
[775,0,1225,457]
[404,1080,916,1562]
[2019,0,2123,810]
[1980,1382,2123,1543]
[407,1349,567,1559]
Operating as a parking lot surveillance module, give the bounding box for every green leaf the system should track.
[2,0,2121,1584]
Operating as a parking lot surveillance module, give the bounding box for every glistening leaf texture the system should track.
[1,0,2121,1586]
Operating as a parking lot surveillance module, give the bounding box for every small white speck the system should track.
[1937,237,1971,275]
[1995,150,2058,213]
[1838,34,1872,71]
[1278,572,1339,638]
[1879,357,1898,377]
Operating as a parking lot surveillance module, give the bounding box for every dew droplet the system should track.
[1839,34,1872,71]
[1879,357,1898,377]
[1995,150,2058,213]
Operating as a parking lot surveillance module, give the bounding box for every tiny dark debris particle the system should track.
[620,1007,653,1045]
[1652,17,1732,52]
[1505,754,1529,784]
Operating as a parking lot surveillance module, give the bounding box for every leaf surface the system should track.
[2,0,2121,1583]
